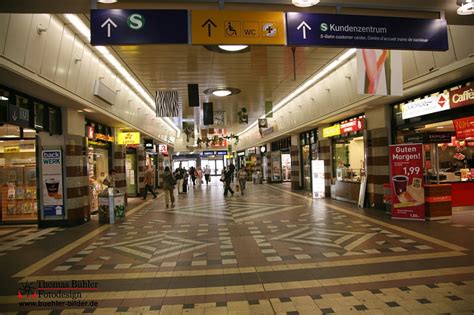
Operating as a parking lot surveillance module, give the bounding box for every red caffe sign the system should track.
[453,116,474,140]
[450,85,474,109]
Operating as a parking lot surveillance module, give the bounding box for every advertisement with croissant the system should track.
[389,144,425,220]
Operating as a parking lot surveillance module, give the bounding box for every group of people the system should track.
[105,163,250,209]
[221,163,249,197]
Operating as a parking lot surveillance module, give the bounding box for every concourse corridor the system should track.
[0,182,473,314]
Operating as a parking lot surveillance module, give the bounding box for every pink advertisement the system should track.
[389,144,425,220]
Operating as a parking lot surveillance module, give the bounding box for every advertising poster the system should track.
[357,49,403,96]
[453,116,474,140]
[311,160,325,199]
[389,144,425,220]
[41,150,64,216]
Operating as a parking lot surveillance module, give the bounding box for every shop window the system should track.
[332,136,365,182]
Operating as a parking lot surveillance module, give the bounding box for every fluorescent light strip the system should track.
[237,48,357,137]
[64,14,180,137]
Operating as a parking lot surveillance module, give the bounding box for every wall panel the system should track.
[54,26,74,87]
[24,14,50,73]
[4,14,32,65]
[40,15,63,81]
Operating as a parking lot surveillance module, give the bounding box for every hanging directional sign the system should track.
[90,9,188,45]
[191,10,286,45]
[286,12,448,51]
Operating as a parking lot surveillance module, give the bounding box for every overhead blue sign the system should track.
[286,12,448,51]
[91,9,189,45]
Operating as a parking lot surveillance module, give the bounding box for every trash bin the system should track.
[99,188,126,224]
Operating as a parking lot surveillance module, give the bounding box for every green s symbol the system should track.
[128,14,145,31]
[320,23,328,32]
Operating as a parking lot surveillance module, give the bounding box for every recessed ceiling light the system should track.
[204,87,241,97]
[457,0,473,15]
[437,126,445,129]
[292,0,320,7]
[98,0,118,3]
[83,108,94,113]
[218,45,248,52]
[212,89,232,97]
[0,96,8,101]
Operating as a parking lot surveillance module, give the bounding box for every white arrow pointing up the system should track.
[297,21,311,40]
[101,18,117,38]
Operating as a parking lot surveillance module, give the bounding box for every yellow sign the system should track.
[191,10,286,45]
[4,146,20,153]
[322,125,341,138]
[117,132,140,145]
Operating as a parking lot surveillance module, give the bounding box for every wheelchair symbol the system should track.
[225,22,238,36]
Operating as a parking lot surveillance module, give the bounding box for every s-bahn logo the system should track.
[127,13,145,31]
[320,23,328,32]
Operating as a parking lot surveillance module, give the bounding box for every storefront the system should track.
[0,85,62,224]
[270,137,291,183]
[323,115,366,204]
[300,129,318,191]
[85,121,114,214]
[118,132,141,197]
[392,81,474,215]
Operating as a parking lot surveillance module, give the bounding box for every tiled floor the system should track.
[0,181,473,314]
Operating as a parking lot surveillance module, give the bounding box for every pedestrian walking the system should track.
[195,166,203,187]
[182,167,189,193]
[174,165,184,194]
[237,167,248,196]
[142,165,157,200]
[189,166,196,186]
[223,167,234,197]
[162,166,176,208]
[204,165,211,185]
[228,162,236,183]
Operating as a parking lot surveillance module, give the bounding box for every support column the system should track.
[113,144,126,195]
[137,146,146,196]
[319,138,332,197]
[365,106,391,209]
[290,135,300,190]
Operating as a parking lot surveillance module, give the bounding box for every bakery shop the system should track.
[392,81,474,219]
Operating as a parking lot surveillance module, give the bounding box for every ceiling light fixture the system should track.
[292,0,320,8]
[204,87,241,97]
[237,48,357,137]
[63,14,181,138]
[98,0,118,3]
[212,89,232,97]
[218,45,248,52]
[457,0,474,15]
[0,96,8,101]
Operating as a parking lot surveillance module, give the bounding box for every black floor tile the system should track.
[386,301,400,307]
[417,298,431,304]
[341,291,353,297]
[311,294,322,300]
[183,303,194,309]
[370,289,382,294]
[248,300,260,305]
[354,304,368,311]
[321,307,335,314]
[149,305,162,311]
[446,295,462,301]
[426,284,439,289]
[453,281,466,286]
[83,308,96,313]
[116,306,129,312]
[216,301,227,307]
[287,312,299,315]
[280,297,291,303]
[399,286,411,292]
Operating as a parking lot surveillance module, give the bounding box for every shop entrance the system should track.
[281,153,291,182]
[0,125,38,223]
[173,160,197,172]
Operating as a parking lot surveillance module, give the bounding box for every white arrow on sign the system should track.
[297,21,311,40]
[101,18,117,38]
